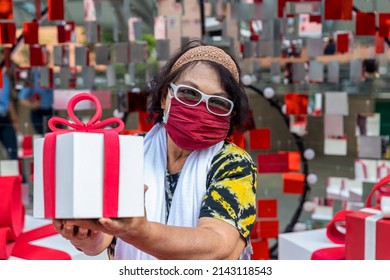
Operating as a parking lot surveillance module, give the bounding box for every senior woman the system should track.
[54,40,257,260]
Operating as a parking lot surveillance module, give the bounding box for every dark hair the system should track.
[147,39,249,136]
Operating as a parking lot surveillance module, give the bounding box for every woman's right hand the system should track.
[53,219,112,256]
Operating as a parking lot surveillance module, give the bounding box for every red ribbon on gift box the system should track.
[355,159,368,179]
[310,209,350,260]
[377,162,390,181]
[43,93,124,218]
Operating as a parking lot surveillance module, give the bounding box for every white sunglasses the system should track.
[169,83,234,116]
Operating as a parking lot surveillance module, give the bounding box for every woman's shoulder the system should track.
[209,141,256,178]
[214,141,255,164]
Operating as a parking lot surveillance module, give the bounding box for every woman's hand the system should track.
[52,185,149,253]
[53,219,112,256]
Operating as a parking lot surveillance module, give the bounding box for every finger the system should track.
[74,227,90,240]
[62,225,76,240]
[98,218,123,233]
[52,219,64,232]
[66,219,103,231]
[144,184,149,192]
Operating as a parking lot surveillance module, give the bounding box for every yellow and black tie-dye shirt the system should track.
[108,141,257,259]
[199,141,257,243]
[165,141,257,242]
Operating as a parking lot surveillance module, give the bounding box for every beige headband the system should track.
[171,45,240,83]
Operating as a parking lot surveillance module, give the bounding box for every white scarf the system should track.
[115,124,224,259]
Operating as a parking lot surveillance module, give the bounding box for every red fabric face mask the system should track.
[163,97,231,150]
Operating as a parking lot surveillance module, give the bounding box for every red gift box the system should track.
[251,239,269,260]
[21,135,33,157]
[257,199,277,218]
[283,173,305,194]
[309,15,322,24]
[278,0,286,18]
[324,0,352,20]
[257,153,289,173]
[249,128,271,150]
[0,22,16,45]
[228,130,246,150]
[337,33,349,53]
[278,151,301,172]
[375,33,385,54]
[285,93,308,116]
[57,21,75,43]
[128,90,147,112]
[251,219,279,239]
[23,22,39,45]
[379,13,390,38]
[48,0,64,21]
[0,0,13,20]
[356,12,376,36]
[346,207,390,260]
[138,111,153,132]
[346,176,390,259]
[29,45,47,67]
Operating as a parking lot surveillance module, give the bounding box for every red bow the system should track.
[42,93,124,218]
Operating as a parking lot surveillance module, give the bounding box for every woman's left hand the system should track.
[65,184,150,242]
[63,215,149,243]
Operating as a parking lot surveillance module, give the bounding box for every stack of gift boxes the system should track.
[279,166,390,259]
[250,199,279,260]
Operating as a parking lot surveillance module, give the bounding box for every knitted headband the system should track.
[170,45,240,83]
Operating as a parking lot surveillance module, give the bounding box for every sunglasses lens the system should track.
[176,86,202,105]
[208,97,232,115]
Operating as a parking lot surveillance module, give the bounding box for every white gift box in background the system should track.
[325,92,349,116]
[311,205,333,221]
[33,133,144,219]
[326,177,363,201]
[0,160,20,176]
[278,229,343,260]
[324,138,347,156]
[354,159,377,183]
[377,160,390,180]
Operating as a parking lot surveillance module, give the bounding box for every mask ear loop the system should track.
[163,88,174,124]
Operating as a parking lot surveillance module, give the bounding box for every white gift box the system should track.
[324,138,347,156]
[9,215,108,260]
[326,177,363,201]
[33,133,144,219]
[0,160,19,176]
[278,228,343,260]
[354,159,377,183]
[377,160,390,180]
[311,205,333,221]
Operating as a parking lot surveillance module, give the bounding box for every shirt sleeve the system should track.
[199,143,257,244]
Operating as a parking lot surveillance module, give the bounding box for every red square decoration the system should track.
[356,12,376,36]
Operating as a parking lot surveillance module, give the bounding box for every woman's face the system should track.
[161,63,228,113]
